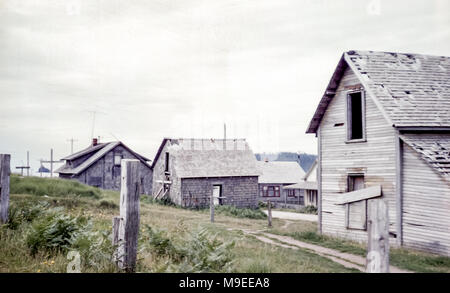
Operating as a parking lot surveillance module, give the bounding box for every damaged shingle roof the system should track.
[307,50,450,133]
[56,141,151,175]
[400,133,450,179]
[161,138,261,178]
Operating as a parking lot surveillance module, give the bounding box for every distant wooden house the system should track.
[151,138,261,209]
[56,139,153,195]
[306,50,450,256]
[284,159,318,207]
[257,161,306,205]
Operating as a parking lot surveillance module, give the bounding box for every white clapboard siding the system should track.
[320,66,397,244]
[402,144,450,256]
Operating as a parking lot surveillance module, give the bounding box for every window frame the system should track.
[261,185,281,197]
[164,152,170,173]
[114,154,122,166]
[346,90,367,143]
[287,189,296,197]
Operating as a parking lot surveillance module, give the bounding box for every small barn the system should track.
[151,138,261,209]
[56,139,153,195]
[257,161,305,205]
[284,159,318,207]
[306,50,450,256]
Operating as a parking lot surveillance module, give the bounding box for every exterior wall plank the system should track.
[402,144,450,255]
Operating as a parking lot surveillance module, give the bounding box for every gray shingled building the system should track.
[151,138,261,209]
[307,50,450,256]
[56,139,153,195]
[257,161,305,205]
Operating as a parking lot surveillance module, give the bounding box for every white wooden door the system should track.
[213,185,221,206]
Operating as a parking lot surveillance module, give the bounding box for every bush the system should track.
[299,205,318,214]
[215,205,267,220]
[258,201,268,208]
[26,210,89,256]
[144,226,235,273]
[10,175,101,199]
[5,201,49,230]
[98,200,118,210]
[141,195,176,207]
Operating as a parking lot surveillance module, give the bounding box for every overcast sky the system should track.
[1,0,449,174]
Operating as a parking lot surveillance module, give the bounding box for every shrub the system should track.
[141,195,176,207]
[5,201,49,230]
[144,226,235,273]
[215,205,267,220]
[10,175,101,199]
[258,201,268,208]
[299,205,318,214]
[26,210,89,256]
[98,200,118,210]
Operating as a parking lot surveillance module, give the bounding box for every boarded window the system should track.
[114,154,122,166]
[347,91,365,140]
[346,175,367,230]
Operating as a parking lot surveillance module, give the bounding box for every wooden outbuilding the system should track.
[151,138,261,209]
[56,139,153,195]
[306,50,450,256]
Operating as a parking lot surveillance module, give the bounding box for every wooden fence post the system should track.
[210,192,215,223]
[112,216,123,266]
[366,198,389,273]
[113,159,140,272]
[0,154,11,224]
[268,200,272,227]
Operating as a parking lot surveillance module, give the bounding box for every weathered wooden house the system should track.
[306,50,450,256]
[151,138,261,209]
[284,159,318,207]
[56,139,153,195]
[257,161,306,205]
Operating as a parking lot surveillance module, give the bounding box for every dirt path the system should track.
[235,228,412,273]
[263,210,318,222]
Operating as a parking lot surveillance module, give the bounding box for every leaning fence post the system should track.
[0,154,11,224]
[210,192,215,223]
[113,159,140,272]
[268,200,272,227]
[366,199,390,273]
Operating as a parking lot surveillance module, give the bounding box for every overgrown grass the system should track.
[0,198,118,273]
[5,176,449,273]
[10,175,101,199]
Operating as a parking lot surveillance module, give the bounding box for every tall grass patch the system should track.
[10,175,101,198]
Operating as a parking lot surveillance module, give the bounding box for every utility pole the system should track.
[224,123,227,140]
[67,138,78,154]
[41,148,63,178]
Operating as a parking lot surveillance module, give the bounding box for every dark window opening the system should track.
[348,92,364,140]
[164,152,169,173]
[348,174,365,192]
